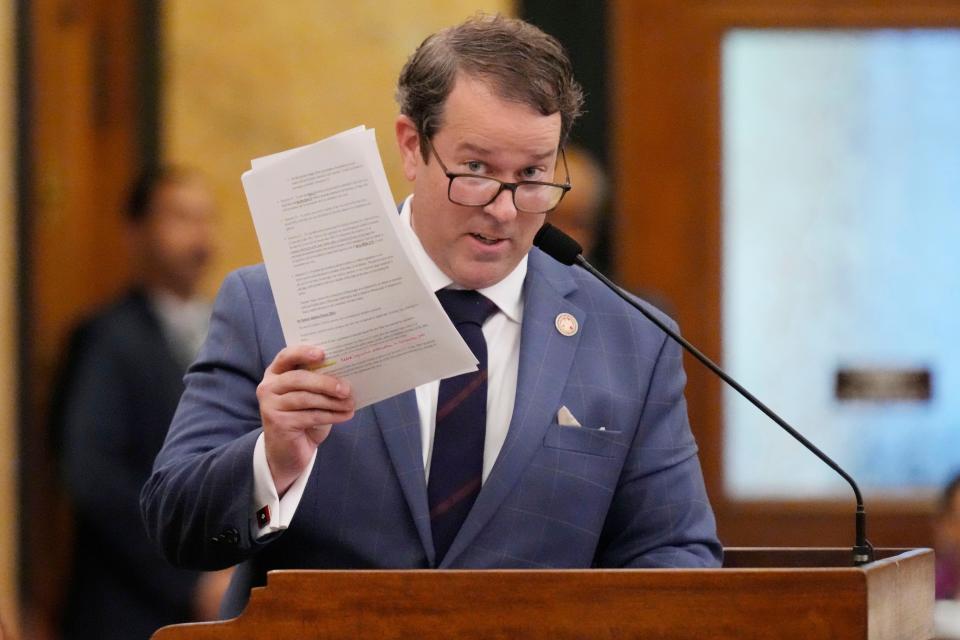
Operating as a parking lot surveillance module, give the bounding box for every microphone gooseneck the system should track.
[533,222,875,566]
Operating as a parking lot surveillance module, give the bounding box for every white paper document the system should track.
[242,126,476,408]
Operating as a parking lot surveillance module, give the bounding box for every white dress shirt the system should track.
[251,195,526,537]
[149,290,211,369]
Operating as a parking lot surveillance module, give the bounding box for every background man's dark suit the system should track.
[58,290,204,640]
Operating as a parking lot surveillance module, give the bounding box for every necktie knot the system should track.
[436,289,497,327]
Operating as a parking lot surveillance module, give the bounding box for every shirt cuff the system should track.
[251,431,318,540]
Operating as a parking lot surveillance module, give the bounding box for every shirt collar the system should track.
[149,289,210,324]
[399,195,525,323]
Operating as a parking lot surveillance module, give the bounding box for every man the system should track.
[58,167,229,639]
[142,15,721,618]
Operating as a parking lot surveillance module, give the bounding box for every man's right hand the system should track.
[257,345,355,495]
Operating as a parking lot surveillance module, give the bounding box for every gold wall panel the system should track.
[163,2,514,293]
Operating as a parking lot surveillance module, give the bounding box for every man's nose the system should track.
[483,188,518,222]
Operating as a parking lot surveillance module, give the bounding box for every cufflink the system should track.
[256,505,271,529]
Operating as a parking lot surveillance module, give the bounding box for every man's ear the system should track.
[395,115,422,182]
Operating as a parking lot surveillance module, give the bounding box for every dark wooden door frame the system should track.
[609,0,960,548]
[18,0,159,633]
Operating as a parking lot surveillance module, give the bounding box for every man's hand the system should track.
[257,345,355,495]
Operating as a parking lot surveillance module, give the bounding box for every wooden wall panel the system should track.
[1,2,18,635]
[23,1,146,636]
[609,0,725,527]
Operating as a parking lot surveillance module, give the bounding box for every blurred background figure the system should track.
[935,474,960,639]
[550,144,675,316]
[53,166,230,640]
[936,474,960,601]
[548,144,608,261]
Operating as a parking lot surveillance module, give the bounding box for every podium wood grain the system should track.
[153,548,934,639]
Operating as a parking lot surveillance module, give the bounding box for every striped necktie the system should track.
[428,289,497,563]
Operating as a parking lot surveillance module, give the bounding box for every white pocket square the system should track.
[557,405,582,427]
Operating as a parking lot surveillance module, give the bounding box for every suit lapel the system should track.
[372,391,435,564]
[129,289,187,383]
[442,250,583,566]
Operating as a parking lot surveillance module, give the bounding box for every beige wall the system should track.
[163,2,514,294]
[0,0,18,635]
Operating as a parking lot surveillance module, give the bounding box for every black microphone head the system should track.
[533,222,582,266]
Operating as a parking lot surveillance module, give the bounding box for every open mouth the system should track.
[470,232,504,245]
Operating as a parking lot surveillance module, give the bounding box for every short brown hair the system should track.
[396,13,584,158]
[126,165,203,223]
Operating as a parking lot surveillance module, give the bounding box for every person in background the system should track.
[937,474,960,600]
[57,166,231,639]
[546,144,608,260]
[550,145,676,316]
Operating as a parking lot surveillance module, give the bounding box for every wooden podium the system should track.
[152,548,934,639]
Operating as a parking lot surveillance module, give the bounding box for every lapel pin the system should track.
[555,312,578,337]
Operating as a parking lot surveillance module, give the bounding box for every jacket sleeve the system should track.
[593,321,723,569]
[141,270,277,570]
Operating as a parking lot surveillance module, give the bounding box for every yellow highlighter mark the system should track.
[307,359,337,371]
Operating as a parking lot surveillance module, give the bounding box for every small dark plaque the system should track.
[835,367,931,401]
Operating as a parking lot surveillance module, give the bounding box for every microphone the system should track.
[533,222,875,566]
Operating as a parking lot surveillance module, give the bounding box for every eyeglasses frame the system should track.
[424,136,572,214]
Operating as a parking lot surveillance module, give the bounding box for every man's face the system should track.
[396,74,562,290]
[138,178,217,298]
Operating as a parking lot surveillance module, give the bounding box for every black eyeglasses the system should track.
[425,137,571,214]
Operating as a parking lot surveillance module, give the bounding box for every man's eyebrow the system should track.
[457,142,493,155]
[456,142,557,162]
[528,149,557,161]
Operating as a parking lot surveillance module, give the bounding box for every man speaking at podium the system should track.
[142,14,722,617]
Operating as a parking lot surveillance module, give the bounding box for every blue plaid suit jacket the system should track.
[142,247,722,617]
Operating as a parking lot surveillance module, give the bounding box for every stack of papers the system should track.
[241,126,476,408]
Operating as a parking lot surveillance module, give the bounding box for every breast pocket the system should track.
[542,424,625,459]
